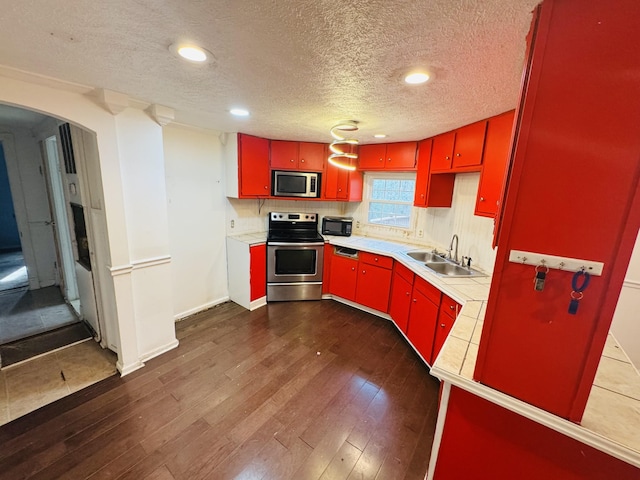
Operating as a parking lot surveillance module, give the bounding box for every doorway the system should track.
[0,119,95,367]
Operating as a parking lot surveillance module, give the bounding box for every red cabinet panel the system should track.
[406,288,439,363]
[356,264,393,313]
[358,144,387,170]
[389,269,413,332]
[238,134,270,197]
[329,253,358,301]
[430,131,456,172]
[358,142,417,170]
[432,294,460,363]
[451,121,487,169]
[249,243,266,301]
[322,243,333,294]
[271,141,325,171]
[359,251,394,270]
[475,111,515,218]
[298,142,325,171]
[324,155,362,201]
[414,139,431,207]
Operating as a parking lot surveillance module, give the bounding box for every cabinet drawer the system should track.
[441,294,461,318]
[359,251,393,269]
[394,261,414,283]
[413,276,441,305]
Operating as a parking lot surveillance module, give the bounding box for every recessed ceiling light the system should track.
[169,43,212,63]
[404,72,430,84]
[230,108,250,117]
[374,134,387,139]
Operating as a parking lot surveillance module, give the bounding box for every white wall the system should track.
[611,232,640,368]
[346,172,497,273]
[163,125,229,319]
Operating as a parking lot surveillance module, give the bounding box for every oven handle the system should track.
[267,242,325,247]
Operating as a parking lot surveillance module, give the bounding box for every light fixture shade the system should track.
[329,121,359,170]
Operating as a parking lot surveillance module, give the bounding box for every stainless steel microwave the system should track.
[271,170,321,198]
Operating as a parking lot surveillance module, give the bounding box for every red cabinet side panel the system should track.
[434,387,639,480]
[249,243,266,301]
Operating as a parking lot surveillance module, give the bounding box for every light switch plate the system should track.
[508,250,604,276]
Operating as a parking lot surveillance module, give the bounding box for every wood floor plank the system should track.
[0,300,440,480]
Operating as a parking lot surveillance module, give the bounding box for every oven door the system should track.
[266,242,324,301]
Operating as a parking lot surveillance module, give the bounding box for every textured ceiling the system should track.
[0,0,540,143]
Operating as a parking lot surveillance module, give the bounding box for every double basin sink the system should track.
[405,250,486,278]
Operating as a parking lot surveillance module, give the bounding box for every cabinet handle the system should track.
[456,153,461,157]
[338,188,342,192]
[406,291,410,296]
[421,193,424,198]
[362,270,366,274]
[300,158,305,162]
[449,305,455,310]
[480,197,485,201]
[440,323,446,328]
[445,156,450,160]
[264,185,268,189]
[388,158,391,162]
[351,267,355,271]
[413,298,417,303]
[379,158,384,162]
[374,257,378,262]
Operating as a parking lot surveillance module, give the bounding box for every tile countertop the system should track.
[322,235,640,469]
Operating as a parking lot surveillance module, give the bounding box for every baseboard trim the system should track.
[139,339,179,363]
[173,296,230,321]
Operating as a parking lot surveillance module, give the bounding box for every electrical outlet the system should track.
[417,229,424,238]
[356,221,361,229]
[230,219,235,228]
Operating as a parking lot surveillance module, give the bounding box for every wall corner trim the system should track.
[94,88,130,115]
[148,104,175,126]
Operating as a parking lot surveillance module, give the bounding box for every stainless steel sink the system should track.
[406,251,447,263]
[424,261,486,278]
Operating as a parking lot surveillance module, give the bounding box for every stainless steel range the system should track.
[266,212,324,302]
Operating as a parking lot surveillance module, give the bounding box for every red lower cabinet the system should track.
[431,294,460,363]
[389,268,414,332]
[249,244,266,301]
[355,252,393,313]
[329,253,358,301]
[406,287,439,363]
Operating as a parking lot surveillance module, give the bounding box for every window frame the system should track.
[362,172,417,231]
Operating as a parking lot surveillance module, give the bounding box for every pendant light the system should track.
[328,121,359,171]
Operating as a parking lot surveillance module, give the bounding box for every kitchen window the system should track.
[365,173,415,228]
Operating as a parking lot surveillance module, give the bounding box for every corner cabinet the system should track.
[323,159,363,201]
[224,133,271,198]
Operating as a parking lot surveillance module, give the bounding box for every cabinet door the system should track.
[414,139,432,207]
[355,263,393,312]
[358,144,387,170]
[324,162,350,200]
[430,131,455,172]
[407,289,439,363]
[452,121,487,169]
[270,140,299,169]
[386,142,417,170]
[389,271,413,332]
[431,295,460,363]
[299,142,325,171]
[249,243,266,301]
[475,111,515,217]
[322,243,333,294]
[329,254,358,300]
[239,134,271,196]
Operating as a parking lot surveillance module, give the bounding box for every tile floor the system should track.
[0,339,118,425]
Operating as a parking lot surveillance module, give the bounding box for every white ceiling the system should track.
[0,0,540,143]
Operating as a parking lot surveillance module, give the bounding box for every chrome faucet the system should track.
[448,234,459,264]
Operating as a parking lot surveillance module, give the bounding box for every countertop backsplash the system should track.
[226,172,497,274]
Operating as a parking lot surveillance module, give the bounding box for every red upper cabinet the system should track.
[358,142,417,171]
[414,138,456,208]
[475,111,515,218]
[324,157,363,201]
[414,139,431,207]
[238,134,271,197]
[431,121,487,172]
[271,141,325,171]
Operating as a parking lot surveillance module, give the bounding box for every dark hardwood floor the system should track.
[0,299,440,480]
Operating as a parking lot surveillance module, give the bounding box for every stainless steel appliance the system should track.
[321,216,353,237]
[267,212,324,301]
[271,171,321,198]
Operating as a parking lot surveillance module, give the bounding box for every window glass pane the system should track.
[366,176,415,228]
